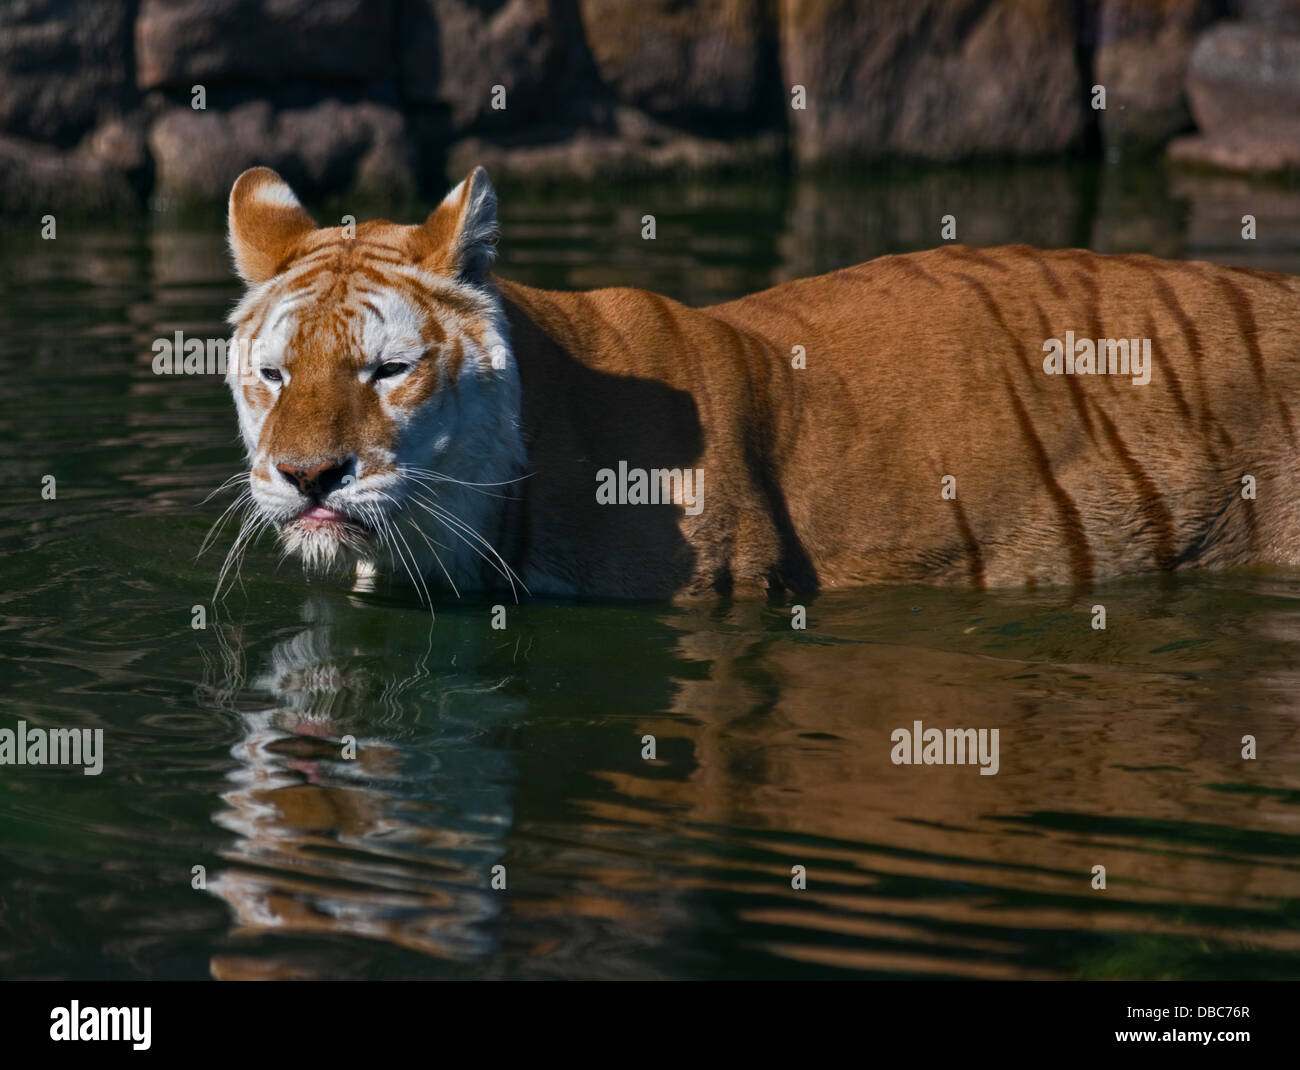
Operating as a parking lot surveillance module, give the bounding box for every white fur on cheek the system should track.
[227,291,300,462]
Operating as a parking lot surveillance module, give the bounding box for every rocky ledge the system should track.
[1,0,1299,209]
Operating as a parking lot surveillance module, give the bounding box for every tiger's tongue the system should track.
[301,505,346,522]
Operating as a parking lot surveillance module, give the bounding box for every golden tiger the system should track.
[221,165,1300,599]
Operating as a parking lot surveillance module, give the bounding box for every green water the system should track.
[3,163,1300,979]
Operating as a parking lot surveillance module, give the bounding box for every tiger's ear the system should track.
[410,166,498,283]
[227,167,317,285]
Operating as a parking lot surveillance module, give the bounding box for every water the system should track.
[3,162,1300,980]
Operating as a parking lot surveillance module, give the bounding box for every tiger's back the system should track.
[502,244,1300,593]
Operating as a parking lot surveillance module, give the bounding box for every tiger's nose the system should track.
[275,458,351,497]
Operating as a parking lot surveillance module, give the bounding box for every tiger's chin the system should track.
[279,507,376,575]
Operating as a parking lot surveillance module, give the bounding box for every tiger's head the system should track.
[223,166,526,595]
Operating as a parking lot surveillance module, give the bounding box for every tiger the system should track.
[221,164,1300,599]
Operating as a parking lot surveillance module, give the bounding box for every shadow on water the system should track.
[2,162,1300,978]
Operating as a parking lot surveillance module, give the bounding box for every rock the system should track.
[447,107,782,182]
[1168,22,1300,174]
[578,0,776,126]
[1093,0,1219,153]
[149,100,418,200]
[1185,23,1300,134]
[0,134,143,213]
[1167,126,1300,174]
[778,0,1084,164]
[0,0,134,145]
[399,0,591,132]
[1236,0,1300,29]
[83,113,154,195]
[136,0,395,90]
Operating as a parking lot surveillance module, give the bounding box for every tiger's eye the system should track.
[373,361,409,381]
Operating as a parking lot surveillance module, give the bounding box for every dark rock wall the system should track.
[0,0,1296,207]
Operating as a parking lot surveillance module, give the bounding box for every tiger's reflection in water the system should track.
[199,596,522,978]
[194,587,1300,979]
